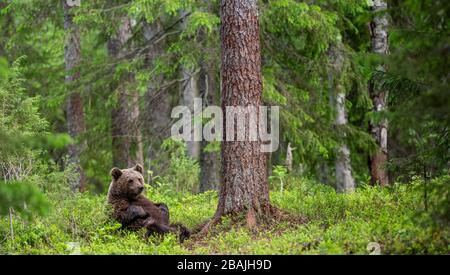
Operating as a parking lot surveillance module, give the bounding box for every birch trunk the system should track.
[369,0,389,186]
[328,44,355,193]
[63,0,86,192]
[285,143,295,172]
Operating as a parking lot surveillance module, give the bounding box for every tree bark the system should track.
[141,19,172,179]
[63,0,86,192]
[108,16,143,168]
[213,0,272,222]
[328,44,355,193]
[369,0,389,186]
[180,66,201,159]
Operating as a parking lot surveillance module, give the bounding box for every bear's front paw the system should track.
[143,217,156,228]
[128,205,147,219]
[155,203,170,220]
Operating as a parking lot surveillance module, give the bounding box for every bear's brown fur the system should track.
[107,164,190,241]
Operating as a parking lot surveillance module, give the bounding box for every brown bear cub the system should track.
[107,164,190,242]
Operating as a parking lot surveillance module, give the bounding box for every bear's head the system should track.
[108,164,145,199]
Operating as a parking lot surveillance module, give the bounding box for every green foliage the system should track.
[269,165,288,193]
[1,176,447,254]
[0,58,45,181]
[154,139,200,194]
[258,0,375,180]
[0,56,71,158]
[262,0,340,57]
[0,58,69,220]
[384,0,450,179]
[0,57,48,138]
[424,175,450,228]
[0,181,51,220]
[183,11,220,37]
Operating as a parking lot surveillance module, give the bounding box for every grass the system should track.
[0,177,448,255]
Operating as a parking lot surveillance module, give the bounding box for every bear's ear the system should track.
[110,167,122,180]
[134,164,143,175]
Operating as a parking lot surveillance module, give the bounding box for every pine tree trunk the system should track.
[142,20,172,177]
[63,0,86,192]
[214,0,272,222]
[328,44,355,193]
[108,16,143,168]
[199,59,220,192]
[369,0,389,186]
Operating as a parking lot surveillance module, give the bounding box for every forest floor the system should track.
[0,177,448,254]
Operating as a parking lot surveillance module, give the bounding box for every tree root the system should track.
[196,214,222,237]
[192,205,307,241]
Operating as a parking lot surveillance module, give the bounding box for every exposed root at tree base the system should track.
[187,205,307,245]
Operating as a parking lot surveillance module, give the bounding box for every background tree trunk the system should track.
[141,19,172,180]
[180,10,201,160]
[180,66,201,159]
[197,4,221,192]
[214,0,271,223]
[369,0,389,186]
[328,44,355,193]
[108,16,143,168]
[63,0,86,192]
[285,143,295,172]
[199,59,220,192]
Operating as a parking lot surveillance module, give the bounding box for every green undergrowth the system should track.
[0,177,448,255]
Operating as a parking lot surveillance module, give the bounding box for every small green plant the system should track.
[157,138,200,194]
[269,165,288,193]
